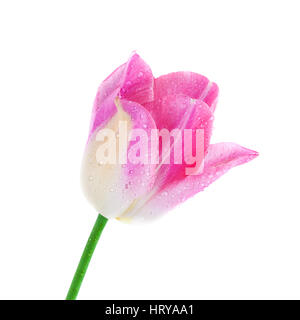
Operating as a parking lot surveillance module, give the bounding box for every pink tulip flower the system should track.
[67,53,258,300]
[81,53,258,223]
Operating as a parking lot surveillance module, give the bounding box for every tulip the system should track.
[81,52,257,222]
[66,53,258,299]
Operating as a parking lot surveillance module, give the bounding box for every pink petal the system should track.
[146,94,213,137]
[146,94,214,188]
[119,53,154,105]
[153,71,219,110]
[89,53,154,138]
[119,143,258,222]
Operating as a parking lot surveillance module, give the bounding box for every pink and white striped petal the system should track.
[81,99,157,219]
[89,53,154,139]
[118,143,258,222]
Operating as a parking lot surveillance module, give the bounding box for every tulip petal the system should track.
[81,98,157,219]
[153,71,219,110]
[118,143,258,222]
[146,93,213,135]
[89,53,154,138]
[145,94,214,188]
[119,53,154,105]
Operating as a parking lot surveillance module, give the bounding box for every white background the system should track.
[0,0,299,300]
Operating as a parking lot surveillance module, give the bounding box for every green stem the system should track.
[66,214,108,300]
